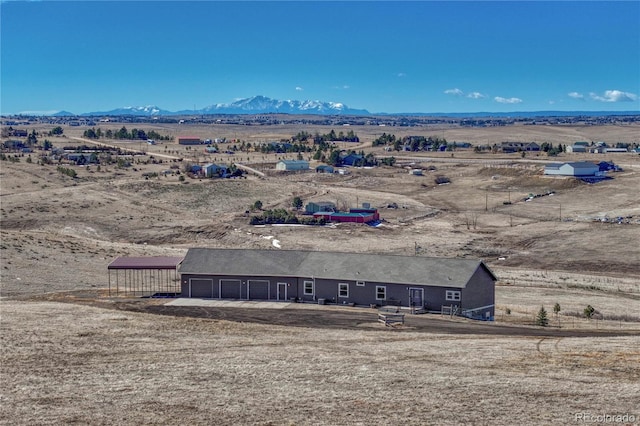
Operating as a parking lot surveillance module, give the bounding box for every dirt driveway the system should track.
[31,291,637,338]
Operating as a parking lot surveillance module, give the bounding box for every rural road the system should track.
[70,136,182,161]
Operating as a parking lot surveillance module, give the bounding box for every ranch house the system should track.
[178,248,497,320]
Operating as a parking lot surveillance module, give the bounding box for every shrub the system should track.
[584,305,595,319]
[536,306,549,327]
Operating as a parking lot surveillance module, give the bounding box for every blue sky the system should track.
[1,1,639,114]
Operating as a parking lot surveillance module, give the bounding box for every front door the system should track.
[277,282,287,301]
[409,288,424,309]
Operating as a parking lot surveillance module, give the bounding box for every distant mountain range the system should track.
[75,96,370,117]
[15,95,640,117]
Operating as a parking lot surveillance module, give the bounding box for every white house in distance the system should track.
[566,141,590,153]
[275,160,309,171]
[544,161,599,176]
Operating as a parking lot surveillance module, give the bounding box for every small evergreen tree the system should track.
[536,306,549,327]
[553,303,561,316]
[584,305,595,319]
[292,196,303,210]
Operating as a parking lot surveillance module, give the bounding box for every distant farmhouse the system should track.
[275,160,309,171]
[202,163,229,178]
[500,142,540,153]
[341,152,365,166]
[544,161,599,177]
[10,129,28,138]
[566,141,590,153]
[177,248,496,320]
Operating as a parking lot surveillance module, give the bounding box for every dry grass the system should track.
[1,301,639,425]
[2,122,640,424]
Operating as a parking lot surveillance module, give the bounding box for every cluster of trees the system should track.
[249,208,327,226]
[27,130,38,146]
[535,303,602,327]
[316,129,359,143]
[48,127,64,136]
[291,129,359,143]
[372,133,448,151]
[257,142,313,155]
[56,166,77,178]
[0,153,21,162]
[83,127,172,141]
[539,142,566,156]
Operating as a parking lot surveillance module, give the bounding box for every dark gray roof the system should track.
[179,248,496,288]
[108,256,184,270]
[566,161,598,169]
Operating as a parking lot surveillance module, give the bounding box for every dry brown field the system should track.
[1,121,639,424]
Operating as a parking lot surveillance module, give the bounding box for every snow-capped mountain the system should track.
[198,96,369,115]
[81,96,369,116]
[81,105,171,116]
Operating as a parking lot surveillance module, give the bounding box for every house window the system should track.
[446,290,461,301]
[376,286,386,300]
[338,283,349,298]
[304,280,314,296]
[356,281,365,287]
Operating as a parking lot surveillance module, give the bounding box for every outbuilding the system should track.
[566,145,587,153]
[178,137,202,145]
[305,201,336,214]
[275,160,309,171]
[544,161,599,176]
[108,256,183,296]
[178,248,496,320]
[603,148,629,153]
[316,165,334,173]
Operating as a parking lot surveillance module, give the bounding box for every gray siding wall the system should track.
[181,274,298,300]
[460,266,496,319]
[180,271,495,318]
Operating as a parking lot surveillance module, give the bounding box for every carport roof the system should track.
[179,248,497,288]
[108,256,184,270]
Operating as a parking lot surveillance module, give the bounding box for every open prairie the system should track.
[1,120,639,424]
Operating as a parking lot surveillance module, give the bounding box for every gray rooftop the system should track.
[567,161,598,168]
[179,248,496,288]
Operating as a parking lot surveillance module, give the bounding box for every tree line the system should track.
[83,127,172,141]
[372,133,448,151]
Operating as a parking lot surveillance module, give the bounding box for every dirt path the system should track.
[69,136,182,161]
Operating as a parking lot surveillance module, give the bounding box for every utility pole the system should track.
[559,203,562,222]
[485,191,488,212]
